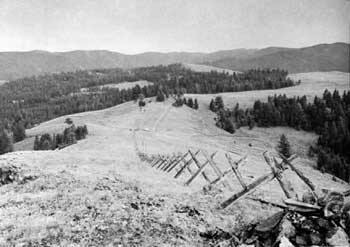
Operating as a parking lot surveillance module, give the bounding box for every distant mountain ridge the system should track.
[209,43,349,73]
[0,43,348,80]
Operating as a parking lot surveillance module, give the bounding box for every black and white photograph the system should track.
[0,0,349,246]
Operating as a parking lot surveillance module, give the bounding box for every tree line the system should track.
[34,121,88,150]
[0,64,297,155]
[211,89,350,181]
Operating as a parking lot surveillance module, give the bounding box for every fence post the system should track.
[279,154,315,192]
[184,151,217,186]
[167,152,189,173]
[225,153,247,190]
[263,152,293,199]
[188,150,211,183]
[174,150,200,178]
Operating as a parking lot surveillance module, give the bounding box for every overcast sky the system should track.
[0,0,349,53]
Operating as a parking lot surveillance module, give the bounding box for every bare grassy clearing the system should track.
[183,63,241,74]
[186,71,349,109]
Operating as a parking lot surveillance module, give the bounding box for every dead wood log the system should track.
[185,151,217,186]
[263,152,294,199]
[284,198,321,210]
[210,168,232,185]
[226,153,247,190]
[221,171,277,208]
[247,197,287,209]
[174,150,200,178]
[220,154,297,208]
[201,151,220,175]
[279,154,316,192]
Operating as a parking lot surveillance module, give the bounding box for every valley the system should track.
[2,71,349,245]
[1,0,349,245]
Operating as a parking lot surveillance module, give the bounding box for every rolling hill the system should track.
[0,43,348,81]
[2,71,349,245]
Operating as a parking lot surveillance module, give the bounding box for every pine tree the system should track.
[224,118,235,134]
[277,134,292,158]
[0,130,13,154]
[247,115,255,130]
[12,122,26,142]
[39,134,52,150]
[194,99,199,109]
[214,96,224,111]
[209,99,215,112]
[187,98,194,108]
[156,90,165,102]
[65,118,73,125]
[34,136,40,150]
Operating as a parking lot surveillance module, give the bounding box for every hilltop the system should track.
[0,43,348,81]
[1,71,349,245]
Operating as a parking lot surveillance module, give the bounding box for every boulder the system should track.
[326,227,350,246]
[309,231,322,245]
[278,217,296,240]
[279,236,294,247]
[255,211,284,233]
[315,217,331,231]
[295,235,308,246]
[302,192,317,205]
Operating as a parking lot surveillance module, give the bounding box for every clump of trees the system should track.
[183,98,199,110]
[209,96,225,112]
[209,96,235,133]
[34,124,88,150]
[212,90,350,181]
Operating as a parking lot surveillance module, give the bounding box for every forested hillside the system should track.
[0,64,297,154]
[211,89,350,181]
[209,43,350,73]
[0,43,348,80]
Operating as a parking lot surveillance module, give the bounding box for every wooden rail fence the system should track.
[137,149,337,211]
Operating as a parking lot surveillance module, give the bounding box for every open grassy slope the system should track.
[183,63,241,74]
[95,80,153,90]
[186,71,349,109]
[68,80,154,97]
[2,71,349,245]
